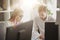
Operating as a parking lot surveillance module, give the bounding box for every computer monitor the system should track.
[45,22,58,40]
[6,20,33,40]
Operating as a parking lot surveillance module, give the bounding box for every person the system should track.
[31,4,55,40]
[6,8,23,28]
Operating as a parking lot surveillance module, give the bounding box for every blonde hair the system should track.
[38,4,47,13]
[9,8,23,21]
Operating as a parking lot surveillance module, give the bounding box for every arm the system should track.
[31,21,40,40]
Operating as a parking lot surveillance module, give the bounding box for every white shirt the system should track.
[31,16,55,40]
[5,20,23,27]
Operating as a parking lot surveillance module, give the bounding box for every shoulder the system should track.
[48,16,55,22]
[34,16,40,21]
[6,21,14,27]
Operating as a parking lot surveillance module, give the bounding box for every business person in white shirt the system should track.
[6,8,23,28]
[31,4,55,40]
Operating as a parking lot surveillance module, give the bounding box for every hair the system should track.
[38,4,47,13]
[9,8,23,22]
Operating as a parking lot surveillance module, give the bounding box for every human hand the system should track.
[39,34,44,40]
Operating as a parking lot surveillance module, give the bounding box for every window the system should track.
[0,0,9,21]
[0,0,59,22]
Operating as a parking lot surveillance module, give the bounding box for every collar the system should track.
[38,14,48,22]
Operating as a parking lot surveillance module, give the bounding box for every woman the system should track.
[6,8,23,28]
[31,4,55,40]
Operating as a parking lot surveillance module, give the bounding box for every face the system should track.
[39,10,47,19]
[38,5,47,20]
[15,14,23,22]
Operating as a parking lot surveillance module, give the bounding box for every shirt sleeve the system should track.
[31,21,40,40]
[48,16,55,22]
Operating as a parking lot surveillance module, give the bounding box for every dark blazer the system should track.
[6,20,33,40]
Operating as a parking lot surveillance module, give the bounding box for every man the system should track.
[31,4,55,40]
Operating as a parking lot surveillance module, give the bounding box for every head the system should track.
[38,4,47,20]
[9,8,23,23]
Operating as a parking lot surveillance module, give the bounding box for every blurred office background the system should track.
[0,0,60,40]
[0,0,57,22]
